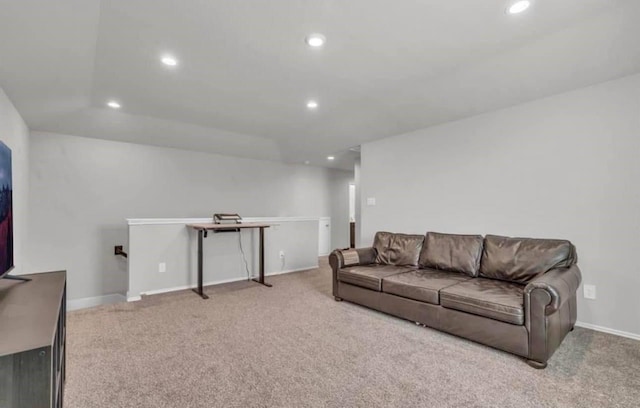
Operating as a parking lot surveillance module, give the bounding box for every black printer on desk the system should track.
[213,213,242,232]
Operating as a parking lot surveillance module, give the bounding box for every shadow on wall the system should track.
[98,225,128,295]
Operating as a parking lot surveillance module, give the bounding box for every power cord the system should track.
[237,231,252,280]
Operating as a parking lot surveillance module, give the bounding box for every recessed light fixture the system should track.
[161,55,178,67]
[304,160,311,165]
[107,100,121,109]
[507,0,531,14]
[305,33,326,48]
[307,100,319,109]
[327,156,335,161]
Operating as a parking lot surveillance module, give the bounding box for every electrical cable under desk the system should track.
[237,231,252,280]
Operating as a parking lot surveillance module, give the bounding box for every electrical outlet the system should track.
[159,262,166,273]
[279,251,285,259]
[583,284,596,300]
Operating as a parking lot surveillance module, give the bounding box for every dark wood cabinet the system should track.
[0,271,67,408]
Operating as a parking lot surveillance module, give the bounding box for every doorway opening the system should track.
[349,183,356,248]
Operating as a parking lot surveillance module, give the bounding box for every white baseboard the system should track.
[68,293,127,311]
[575,321,640,341]
[64,291,639,343]
[126,294,142,302]
[127,265,318,302]
[268,265,317,276]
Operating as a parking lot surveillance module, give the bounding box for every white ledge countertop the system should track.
[126,216,329,226]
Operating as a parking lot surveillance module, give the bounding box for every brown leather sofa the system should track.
[329,231,581,368]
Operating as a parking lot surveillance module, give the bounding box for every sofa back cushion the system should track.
[418,232,484,277]
[479,235,577,284]
[373,232,424,266]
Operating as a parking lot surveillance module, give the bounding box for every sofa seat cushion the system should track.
[338,265,414,291]
[440,278,525,325]
[382,268,472,305]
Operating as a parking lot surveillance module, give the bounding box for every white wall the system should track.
[0,88,29,275]
[329,172,354,250]
[27,132,352,301]
[354,159,362,248]
[127,217,319,300]
[361,73,640,337]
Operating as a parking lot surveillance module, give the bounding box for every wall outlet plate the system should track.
[279,251,285,259]
[583,284,596,300]
[159,262,166,273]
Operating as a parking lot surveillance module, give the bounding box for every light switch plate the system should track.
[159,262,166,273]
[583,284,596,300]
[366,197,376,206]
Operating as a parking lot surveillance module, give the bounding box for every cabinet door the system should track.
[0,354,15,408]
[3,347,51,408]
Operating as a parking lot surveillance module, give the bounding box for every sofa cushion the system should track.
[418,232,484,277]
[338,264,414,291]
[480,235,577,284]
[440,278,525,325]
[373,232,424,266]
[382,268,472,305]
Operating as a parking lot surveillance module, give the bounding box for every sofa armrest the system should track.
[524,265,582,315]
[524,264,581,366]
[329,247,377,270]
[329,247,377,297]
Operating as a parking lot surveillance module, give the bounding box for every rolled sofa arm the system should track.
[524,264,582,367]
[329,247,377,270]
[329,247,377,297]
[524,264,582,315]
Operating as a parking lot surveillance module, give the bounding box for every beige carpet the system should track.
[66,259,640,408]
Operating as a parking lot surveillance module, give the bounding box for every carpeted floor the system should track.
[66,259,640,408]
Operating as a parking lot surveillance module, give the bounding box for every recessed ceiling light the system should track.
[304,160,311,165]
[161,55,178,66]
[307,100,319,109]
[507,0,531,14]
[327,156,335,161]
[107,100,121,109]
[305,33,326,48]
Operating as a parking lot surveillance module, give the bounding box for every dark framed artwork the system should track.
[0,140,14,277]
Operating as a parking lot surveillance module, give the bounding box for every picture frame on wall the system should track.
[0,140,14,277]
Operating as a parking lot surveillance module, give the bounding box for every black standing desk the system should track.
[187,223,272,299]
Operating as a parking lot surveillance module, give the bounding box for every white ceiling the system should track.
[1,0,640,170]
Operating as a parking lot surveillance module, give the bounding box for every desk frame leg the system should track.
[193,229,209,299]
[252,227,272,287]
